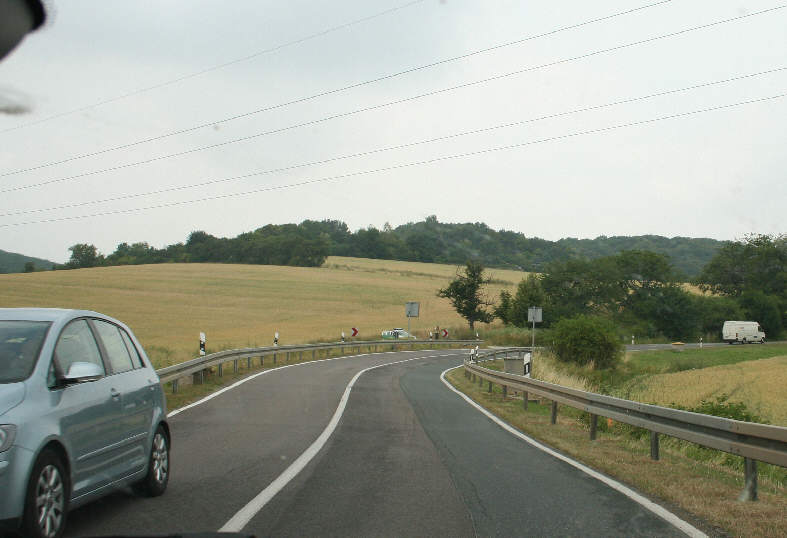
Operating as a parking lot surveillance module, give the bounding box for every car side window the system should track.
[92,320,135,374]
[54,319,105,377]
[119,328,144,368]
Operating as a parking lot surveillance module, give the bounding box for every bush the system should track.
[548,315,623,369]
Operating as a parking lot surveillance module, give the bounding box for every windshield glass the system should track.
[0,321,51,383]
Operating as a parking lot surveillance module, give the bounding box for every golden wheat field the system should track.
[628,356,787,426]
[0,257,525,367]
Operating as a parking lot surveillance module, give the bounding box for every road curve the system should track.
[64,349,694,537]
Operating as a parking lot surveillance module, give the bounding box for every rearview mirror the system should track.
[63,362,104,384]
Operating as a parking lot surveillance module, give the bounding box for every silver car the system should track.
[0,308,170,538]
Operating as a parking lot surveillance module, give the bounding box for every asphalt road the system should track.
[63,349,693,537]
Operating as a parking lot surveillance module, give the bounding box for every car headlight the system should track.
[0,425,16,452]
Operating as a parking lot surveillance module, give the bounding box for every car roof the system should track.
[0,308,106,322]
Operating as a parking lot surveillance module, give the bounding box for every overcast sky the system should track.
[1,0,785,263]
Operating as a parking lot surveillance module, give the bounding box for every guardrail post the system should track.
[273,353,277,364]
[650,431,660,461]
[172,379,178,394]
[247,357,252,369]
[286,352,290,362]
[589,414,598,440]
[523,391,528,410]
[487,380,492,393]
[502,385,507,398]
[198,370,204,384]
[739,458,758,501]
[299,351,303,361]
[550,401,557,424]
[478,374,483,387]
[218,362,223,377]
[312,349,316,360]
[233,359,238,374]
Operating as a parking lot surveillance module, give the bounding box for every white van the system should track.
[722,321,766,344]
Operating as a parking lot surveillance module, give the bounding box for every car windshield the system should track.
[0,321,51,383]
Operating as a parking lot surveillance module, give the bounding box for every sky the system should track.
[0,0,785,263]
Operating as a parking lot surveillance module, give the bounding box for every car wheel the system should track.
[133,425,169,497]
[22,449,69,538]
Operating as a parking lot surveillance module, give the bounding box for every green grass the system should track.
[552,343,787,395]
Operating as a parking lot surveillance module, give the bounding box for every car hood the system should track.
[0,383,25,416]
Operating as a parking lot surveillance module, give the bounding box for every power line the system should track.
[2,66,783,218]
[0,1,674,178]
[0,0,428,135]
[4,5,781,194]
[2,92,783,228]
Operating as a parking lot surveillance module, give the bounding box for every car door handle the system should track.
[110,388,121,399]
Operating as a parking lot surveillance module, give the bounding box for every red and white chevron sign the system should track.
[351,327,359,337]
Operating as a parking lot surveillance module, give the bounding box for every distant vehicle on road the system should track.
[722,320,766,344]
[0,308,170,538]
[381,328,416,340]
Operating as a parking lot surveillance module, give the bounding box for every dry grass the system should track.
[530,351,594,392]
[628,356,787,426]
[0,258,523,367]
[446,368,787,538]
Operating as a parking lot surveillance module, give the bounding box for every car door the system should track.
[49,318,124,500]
[91,319,153,477]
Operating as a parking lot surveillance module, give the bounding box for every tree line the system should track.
[51,217,723,276]
[443,234,786,341]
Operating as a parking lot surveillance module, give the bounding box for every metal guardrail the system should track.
[156,339,480,391]
[465,347,787,501]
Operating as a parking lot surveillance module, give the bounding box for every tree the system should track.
[696,234,786,298]
[549,315,623,369]
[24,261,35,273]
[508,274,548,327]
[437,261,494,330]
[67,243,103,269]
[494,290,513,325]
[739,290,783,336]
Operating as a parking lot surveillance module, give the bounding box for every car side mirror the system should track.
[62,362,104,384]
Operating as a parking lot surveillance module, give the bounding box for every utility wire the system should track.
[2,92,783,228]
[0,1,674,178]
[2,67,783,218]
[0,0,427,135]
[3,4,781,194]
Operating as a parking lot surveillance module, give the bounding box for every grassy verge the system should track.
[446,365,787,538]
[541,344,787,397]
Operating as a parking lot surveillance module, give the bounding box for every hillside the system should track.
[0,248,54,273]
[54,218,724,277]
[0,258,523,367]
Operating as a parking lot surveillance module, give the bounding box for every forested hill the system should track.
[0,249,55,274]
[50,217,724,278]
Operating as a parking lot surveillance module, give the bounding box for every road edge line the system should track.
[439,365,707,538]
[166,349,423,418]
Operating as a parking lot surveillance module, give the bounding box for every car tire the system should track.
[132,425,169,497]
[22,449,69,538]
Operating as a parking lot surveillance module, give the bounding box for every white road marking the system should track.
[218,352,464,532]
[167,348,447,418]
[439,366,707,538]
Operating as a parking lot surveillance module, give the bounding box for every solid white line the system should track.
[218,352,464,532]
[439,366,707,538]
[166,348,448,418]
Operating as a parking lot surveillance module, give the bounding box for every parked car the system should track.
[722,320,766,344]
[0,308,170,538]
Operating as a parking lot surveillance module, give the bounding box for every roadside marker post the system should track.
[199,332,206,356]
